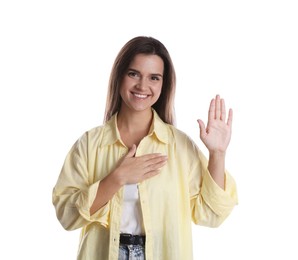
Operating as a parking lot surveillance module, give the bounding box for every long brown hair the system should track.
[104,36,176,125]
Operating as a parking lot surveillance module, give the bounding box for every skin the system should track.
[198,95,233,189]
[90,54,232,215]
[117,54,164,148]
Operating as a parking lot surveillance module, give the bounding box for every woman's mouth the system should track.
[133,93,148,99]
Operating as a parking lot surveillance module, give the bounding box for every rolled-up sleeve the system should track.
[188,142,238,227]
[52,133,110,231]
[201,169,237,217]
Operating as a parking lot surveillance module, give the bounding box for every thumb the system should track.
[126,144,137,158]
[197,119,206,138]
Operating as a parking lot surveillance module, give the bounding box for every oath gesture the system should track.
[197,95,233,154]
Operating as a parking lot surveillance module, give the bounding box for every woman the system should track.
[52,36,238,260]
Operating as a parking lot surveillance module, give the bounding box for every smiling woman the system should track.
[119,54,164,117]
[52,36,237,260]
[104,36,176,126]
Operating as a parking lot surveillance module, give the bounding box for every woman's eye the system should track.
[128,71,138,78]
[151,76,161,81]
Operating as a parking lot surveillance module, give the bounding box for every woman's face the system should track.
[119,54,164,114]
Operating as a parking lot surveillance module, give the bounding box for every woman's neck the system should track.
[118,108,152,132]
[117,109,153,147]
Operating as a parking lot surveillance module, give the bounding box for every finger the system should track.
[143,163,167,180]
[125,144,137,158]
[142,169,162,181]
[144,155,168,168]
[144,158,167,173]
[220,98,226,121]
[208,98,215,122]
[227,108,233,127]
[126,156,167,183]
[197,119,206,138]
[140,153,167,162]
[215,94,221,119]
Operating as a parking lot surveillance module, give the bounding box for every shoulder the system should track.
[72,125,105,151]
[85,125,105,140]
[168,124,203,155]
[75,113,118,150]
[168,124,194,144]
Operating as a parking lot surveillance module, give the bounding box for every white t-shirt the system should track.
[120,184,145,235]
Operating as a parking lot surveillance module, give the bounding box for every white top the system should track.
[120,184,145,235]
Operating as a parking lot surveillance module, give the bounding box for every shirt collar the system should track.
[100,109,169,147]
[148,109,169,144]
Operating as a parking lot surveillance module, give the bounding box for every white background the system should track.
[1,0,298,259]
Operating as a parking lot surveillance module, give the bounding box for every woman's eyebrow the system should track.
[151,73,163,78]
[128,68,163,77]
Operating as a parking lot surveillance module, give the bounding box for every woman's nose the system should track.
[135,77,148,89]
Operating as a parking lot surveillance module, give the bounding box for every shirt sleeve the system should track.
[188,140,238,227]
[52,133,110,231]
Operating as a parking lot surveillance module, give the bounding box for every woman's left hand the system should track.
[197,95,233,154]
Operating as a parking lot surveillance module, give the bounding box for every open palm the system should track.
[197,95,233,154]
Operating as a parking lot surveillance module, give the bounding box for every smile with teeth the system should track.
[133,93,149,99]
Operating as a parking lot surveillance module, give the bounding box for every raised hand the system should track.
[114,144,168,185]
[197,95,233,154]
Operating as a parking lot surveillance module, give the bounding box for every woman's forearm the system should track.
[207,151,226,190]
[90,171,123,215]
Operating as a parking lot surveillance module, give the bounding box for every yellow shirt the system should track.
[52,110,238,260]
